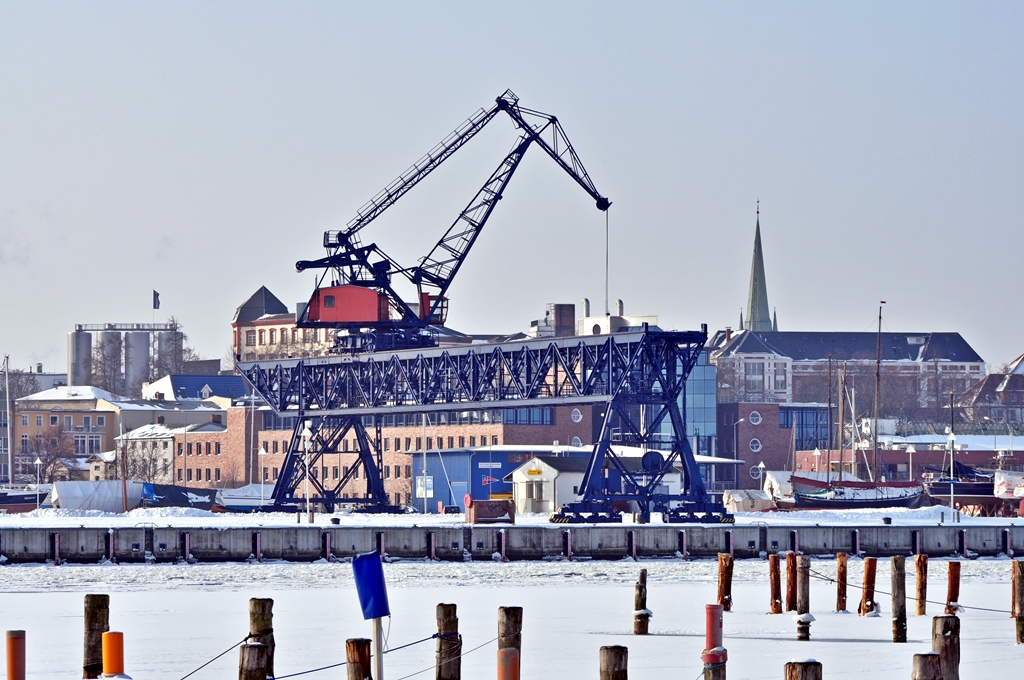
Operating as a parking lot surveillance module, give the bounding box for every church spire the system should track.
[746,201,772,332]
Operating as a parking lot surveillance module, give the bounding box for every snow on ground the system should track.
[0,556,1019,679]
[1,503,1022,528]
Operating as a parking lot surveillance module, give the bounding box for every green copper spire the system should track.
[746,202,772,332]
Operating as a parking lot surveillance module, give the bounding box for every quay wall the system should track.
[1,524,1023,564]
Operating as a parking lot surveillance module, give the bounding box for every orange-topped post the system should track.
[102,631,126,677]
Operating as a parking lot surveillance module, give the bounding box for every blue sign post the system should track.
[353,552,390,679]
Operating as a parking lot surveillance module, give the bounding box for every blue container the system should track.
[352,552,391,620]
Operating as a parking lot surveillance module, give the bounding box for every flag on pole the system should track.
[153,291,160,310]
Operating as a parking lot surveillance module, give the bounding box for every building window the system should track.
[384,466,390,479]
[49,415,58,426]
[311,467,318,480]
[773,363,787,391]
[269,329,276,344]
[215,468,221,482]
[415,437,422,451]
[492,435,499,445]
[353,466,359,479]
[35,415,42,427]
[246,331,256,346]
[448,437,454,449]
[292,329,299,343]
[394,465,401,479]
[215,442,221,455]
[21,434,28,453]
[64,415,72,430]
[97,416,106,427]
[749,411,762,425]
[745,362,765,392]
[384,439,390,452]
[21,415,28,427]
[83,416,92,429]
[205,468,211,481]
[187,469,193,481]
[74,435,87,454]
[405,437,411,451]
[258,330,265,345]
[178,469,183,481]
[332,466,339,480]
[405,465,411,478]
[749,438,763,453]
[187,443,193,456]
[458,436,465,448]
[427,437,434,449]
[178,443,183,456]
[469,436,476,447]
[88,436,101,454]
[205,442,211,455]
[280,328,289,345]
[394,438,401,452]
[273,467,279,480]
[263,467,269,481]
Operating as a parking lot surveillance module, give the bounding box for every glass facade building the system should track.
[685,350,718,456]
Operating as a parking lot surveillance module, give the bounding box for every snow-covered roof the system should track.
[18,386,121,402]
[117,423,175,440]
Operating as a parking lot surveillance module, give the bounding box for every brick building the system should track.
[958,351,1024,424]
[718,401,831,490]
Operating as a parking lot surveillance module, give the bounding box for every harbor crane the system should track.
[238,90,731,523]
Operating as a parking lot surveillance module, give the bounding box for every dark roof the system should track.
[958,373,1024,407]
[167,375,248,399]
[233,286,290,324]
[717,331,983,363]
[537,457,591,473]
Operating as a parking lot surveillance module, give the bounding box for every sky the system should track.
[2,2,1022,373]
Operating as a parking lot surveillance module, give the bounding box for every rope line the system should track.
[807,567,1013,614]
[177,634,252,680]
[392,635,498,680]
[269,632,464,680]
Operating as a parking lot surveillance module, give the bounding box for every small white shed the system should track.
[509,457,591,514]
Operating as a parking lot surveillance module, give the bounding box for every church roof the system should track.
[745,210,772,332]
[233,286,290,324]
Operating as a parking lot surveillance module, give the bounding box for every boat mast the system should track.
[836,365,846,483]
[873,302,885,481]
[826,355,833,486]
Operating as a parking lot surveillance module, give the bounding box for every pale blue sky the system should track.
[2,2,1022,371]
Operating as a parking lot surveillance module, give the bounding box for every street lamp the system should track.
[757,461,766,493]
[302,422,314,523]
[733,418,745,457]
[33,457,42,509]
[258,446,268,510]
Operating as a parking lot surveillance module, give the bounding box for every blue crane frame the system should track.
[237,325,733,523]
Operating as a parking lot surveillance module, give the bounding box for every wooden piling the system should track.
[796,555,810,614]
[859,557,877,616]
[915,554,928,616]
[769,553,782,614]
[836,551,848,612]
[633,569,650,634]
[891,555,907,643]
[931,615,960,680]
[346,638,372,680]
[6,631,25,680]
[249,598,275,679]
[83,594,109,679]
[599,645,628,680]
[437,603,461,680]
[238,642,269,680]
[1013,560,1024,644]
[911,653,942,680]
[717,554,734,612]
[498,606,523,680]
[785,552,797,611]
[783,659,822,680]
[945,561,961,615]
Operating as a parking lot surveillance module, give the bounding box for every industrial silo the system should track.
[67,329,92,386]
[124,332,150,396]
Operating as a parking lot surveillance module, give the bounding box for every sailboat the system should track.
[792,304,927,510]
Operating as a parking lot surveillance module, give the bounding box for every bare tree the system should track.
[21,425,77,483]
[91,335,124,395]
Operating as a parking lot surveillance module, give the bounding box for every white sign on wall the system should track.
[415,475,434,498]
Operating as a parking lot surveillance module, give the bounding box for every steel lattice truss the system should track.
[237,327,729,521]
